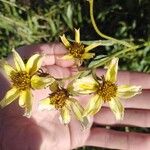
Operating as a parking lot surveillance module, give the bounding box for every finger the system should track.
[16,43,74,67]
[41,54,74,67]
[37,43,74,67]
[44,65,72,78]
[94,107,150,127]
[17,43,67,57]
[102,90,150,109]
[86,127,150,150]
[96,69,150,89]
[122,89,150,109]
[80,90,150,110]
[55,55,74,67]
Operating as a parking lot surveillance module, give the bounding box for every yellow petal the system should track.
[22,90,32,118]
[62,54,74,60]
[70,98,83,121]
[70,98,89,128]
[12,49,25,71]
[0,87,20,108]
[109,98,124,120]
[105,57,119,83]
[2,62,16,77]
[59,107,71,124]
[75,28,80,43]
[73,76,98,94]
[83,94,103,117]
[26,54,42,75]
[19,91,26,107]
[60,34,70,47]
[31,75,55,89]
[117,85,141,99]
[85,43,101,52]
[82,53,95,59]
[38,98,55,111]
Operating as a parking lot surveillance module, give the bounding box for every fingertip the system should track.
[39,42,67,55]
[55,55,75,67]
[53,43,68,55]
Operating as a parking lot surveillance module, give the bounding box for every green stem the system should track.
[112,43,145,58]
[61,42,146,80]
[91,43,145,68]
[89,0,132,48]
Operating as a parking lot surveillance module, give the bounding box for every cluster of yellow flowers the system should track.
[0,29,141,128]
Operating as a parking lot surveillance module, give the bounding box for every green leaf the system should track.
[88,56,111,68]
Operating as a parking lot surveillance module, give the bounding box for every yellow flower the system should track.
[73,58,141,120]
[39,81,89,127]
[60,28,101,65]
[0,49,54,117]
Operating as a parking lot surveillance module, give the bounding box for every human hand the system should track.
[86,69,150,150]
[0,43,150,150]
[0,43,92,150]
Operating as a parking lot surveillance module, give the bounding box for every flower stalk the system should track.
[88,0,133,48]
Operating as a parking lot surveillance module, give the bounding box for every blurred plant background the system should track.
[0,0,150,149]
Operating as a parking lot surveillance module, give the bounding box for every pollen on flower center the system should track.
[98,81,117,102]
[10,71,31,90]
[68,42,85,58]
[49,89,69,109]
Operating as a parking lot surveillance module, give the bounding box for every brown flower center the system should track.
[10,71,31,90]
[49,89,69,109]
[98,81,117,102]
[68,42,85,58]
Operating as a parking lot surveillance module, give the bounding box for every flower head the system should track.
[60,29,101,66]
[73,58,141,120]
[0,49,54,117]
[39,81,89,128]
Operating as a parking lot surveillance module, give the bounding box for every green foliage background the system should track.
[0,0,150,149]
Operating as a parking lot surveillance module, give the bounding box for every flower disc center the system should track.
[10,71,31,90]
[50,89,69,109]
[98,81,117,102]
[68,42,85,58]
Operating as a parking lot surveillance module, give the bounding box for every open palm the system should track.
[0,43,150,150]
[0,43,92,150]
